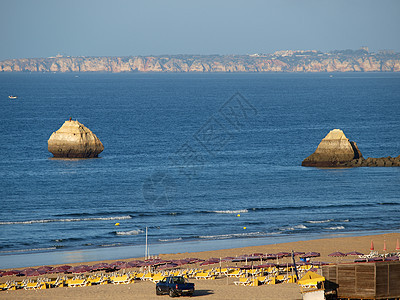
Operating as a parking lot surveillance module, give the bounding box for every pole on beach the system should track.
[291,250,299,281]
[145,227,148,260]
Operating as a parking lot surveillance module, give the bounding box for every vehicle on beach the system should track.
[156,276,195,297]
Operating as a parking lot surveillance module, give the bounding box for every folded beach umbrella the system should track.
[328,252,346,257]
[370,240,374,251]
[396,239,400,251]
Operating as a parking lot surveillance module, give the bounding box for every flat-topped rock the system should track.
[302,129,362,167]
[48,120,104,158]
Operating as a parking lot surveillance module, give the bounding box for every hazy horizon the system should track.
[1,0,400,61]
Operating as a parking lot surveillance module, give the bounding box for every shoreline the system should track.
[1,230,399,270]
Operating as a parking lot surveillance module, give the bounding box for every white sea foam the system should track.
[212,209,248,214]
[326,226,345,230]
[0,247,57,254]
[100,243,122,247]
[0,215,132,225]
[116,229,144,235]
[281,224,308,231]
[159,238,183,242]
[306,219,333,224]
[199,232,263,240]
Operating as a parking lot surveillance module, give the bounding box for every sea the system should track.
[0,72,399,268]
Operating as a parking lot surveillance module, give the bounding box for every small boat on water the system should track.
[8,95,18,99]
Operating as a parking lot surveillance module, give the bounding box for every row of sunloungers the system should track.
[0,264,316,291]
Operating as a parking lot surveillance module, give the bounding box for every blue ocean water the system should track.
[0,72,399,267]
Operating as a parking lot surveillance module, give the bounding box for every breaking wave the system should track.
[199,232,264,240]
[281,224,308,231]
[211,209,249,214]
[306,219,334,224]
[0,215,132,225]
[115,229,144,236]
[325,226,345,230]
[158,238,183,242]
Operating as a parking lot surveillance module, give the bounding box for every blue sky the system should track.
[1,0,399,60]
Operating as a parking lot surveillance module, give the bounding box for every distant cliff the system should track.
[1,50,400,73]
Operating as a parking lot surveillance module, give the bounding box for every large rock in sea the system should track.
[48,120,104,158]
[302,129,362,167]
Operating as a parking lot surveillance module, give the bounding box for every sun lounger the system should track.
[5,282,17,291]
[227,269,244,278]
[133,272,144,280]
[142,272,154,281]
[151,274,165,283]
[248,278,259,286]
[234,277,251,286]
[110,274,133,284]
[247,269,260,276]
[67,278,87,287]
[234,277,259,286]
[194,271,216,280]
[266,276,276,285]
[276,274,287,282]
[24,281,47,290]
[256,276,268,284]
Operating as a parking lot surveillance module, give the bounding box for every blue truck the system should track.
[156,276,195,297]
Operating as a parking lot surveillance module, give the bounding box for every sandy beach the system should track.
[1,232,399,299]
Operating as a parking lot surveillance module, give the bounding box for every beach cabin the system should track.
[322,261,400,299]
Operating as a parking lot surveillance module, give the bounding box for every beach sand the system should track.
[1,232,399,299]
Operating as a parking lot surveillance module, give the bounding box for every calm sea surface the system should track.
[0,72,399,267]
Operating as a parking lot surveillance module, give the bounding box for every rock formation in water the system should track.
[302,129,362,167]
[302,129,400,167]
[48,120,104,158]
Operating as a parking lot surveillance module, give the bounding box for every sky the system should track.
[1,0,399,60]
